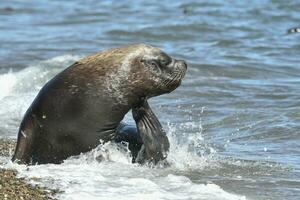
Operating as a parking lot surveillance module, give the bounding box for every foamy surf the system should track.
[4,140,246,200]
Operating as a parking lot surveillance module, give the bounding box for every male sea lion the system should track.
[12,44,187,165]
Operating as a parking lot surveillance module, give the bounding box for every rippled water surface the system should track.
[1,0,300,199]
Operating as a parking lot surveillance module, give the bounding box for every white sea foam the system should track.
[1,55,246,200]
[3,135,245,200]
[4,140,246,200]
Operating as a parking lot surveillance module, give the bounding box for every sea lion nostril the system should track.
[176,60,187,69]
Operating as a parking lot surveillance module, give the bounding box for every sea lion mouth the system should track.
[162,69,185,87]
[160,59,187,90]
[159,66,186,92]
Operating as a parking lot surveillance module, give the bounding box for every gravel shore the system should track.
[0,138,58,200]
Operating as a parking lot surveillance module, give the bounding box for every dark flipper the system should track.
[132,99,170,164]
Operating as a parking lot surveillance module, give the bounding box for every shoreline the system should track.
[0,138,58,200]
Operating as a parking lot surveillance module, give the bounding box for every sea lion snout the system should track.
[173,59,187,79]
[151,58,187,95]
[175,60,187,70]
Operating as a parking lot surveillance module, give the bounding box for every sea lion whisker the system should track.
[168,72,181,86]
[164,76,175,87]
[159,74,175,88]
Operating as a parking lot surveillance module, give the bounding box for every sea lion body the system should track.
[12,44,187,164]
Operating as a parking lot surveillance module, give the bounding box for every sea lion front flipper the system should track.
[132,99,170,164]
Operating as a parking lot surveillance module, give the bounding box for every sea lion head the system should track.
[82,44,187,105]
[122,44,187,99]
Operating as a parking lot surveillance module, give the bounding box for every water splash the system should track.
[4,136,245,200]
[2,118,245,200]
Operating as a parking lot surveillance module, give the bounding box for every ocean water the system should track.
[1,0,300,199]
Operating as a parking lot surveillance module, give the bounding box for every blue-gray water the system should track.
[0,0,300,199]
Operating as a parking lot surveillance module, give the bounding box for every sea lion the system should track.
[12,44,187,165]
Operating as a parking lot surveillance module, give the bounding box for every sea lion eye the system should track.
[147,60,159,68]
[145,60,161,75]
[160,59,168,66]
